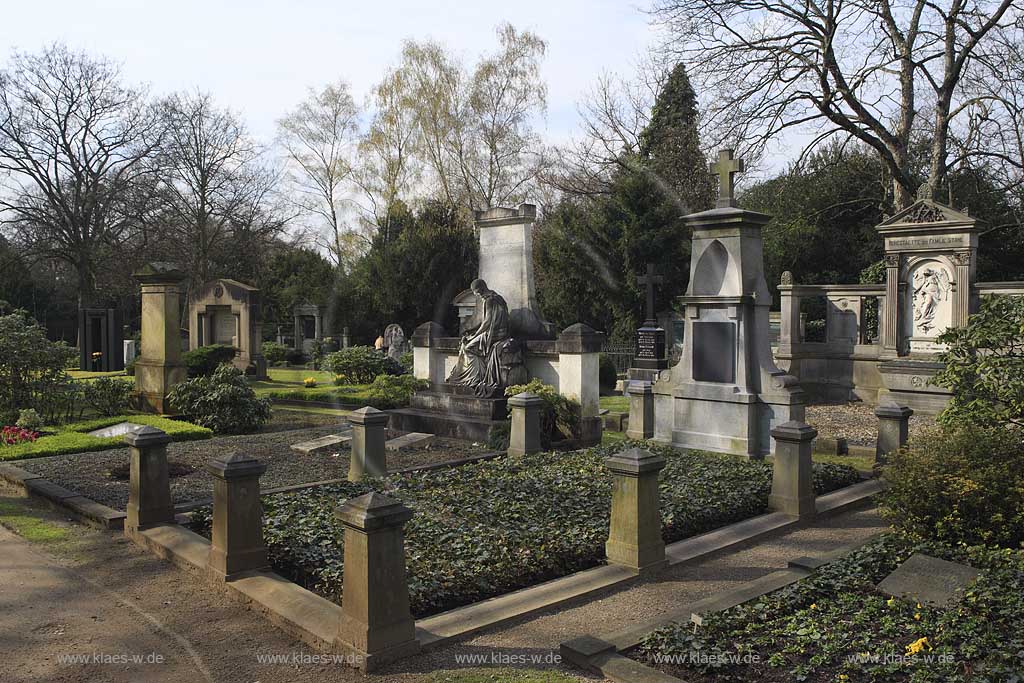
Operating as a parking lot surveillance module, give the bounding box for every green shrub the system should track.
[598,353,618,394]
[400,351,414,374]
[324,346,393,384]
[183,344,238,377]
[168,364,272,434]
[934,294,1024,428]
[0,310,76,417]
[261,341,288,365]
[366,374,428,409]
[83,377,134,417]
[881,425,1024,547]
[15,408,43,431]
[504,379,581,447]
[285,347,306,365]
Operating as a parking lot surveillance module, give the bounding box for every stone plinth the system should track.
[768,421,817,519]
[335,493,420,672]
[875,402,913,464]
[133,262,188,414]
[508,392,544,457]
[206,453,269,581]
[557,323,605,446]
[349,407,388,482]
[605,447,667,573]
[124,426,174,536]
[626,381,654,440]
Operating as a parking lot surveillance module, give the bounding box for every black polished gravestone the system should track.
[78,308,125,372]
[633,264,668,371]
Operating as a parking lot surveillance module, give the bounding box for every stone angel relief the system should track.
[912,266,951,334]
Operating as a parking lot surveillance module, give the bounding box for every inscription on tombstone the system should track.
[635,327,664,360]
[693,322,735,383]
[876,553,979,608]
[215,313,236,345]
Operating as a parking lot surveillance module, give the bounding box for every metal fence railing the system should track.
[602,341,636,375]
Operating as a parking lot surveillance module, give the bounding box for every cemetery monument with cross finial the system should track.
[626,264,669,389]
[648,148,805,457]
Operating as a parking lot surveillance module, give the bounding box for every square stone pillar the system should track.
[605,447,667,573]
[349,407,388,482]
[125,426,175,536]
[508,392,544,456]
[768,421,817,519]
[132,262,188,414]
[411,322,446,385]
[875,403,913,464]
[626,381,654,440]
[335,492,420,672]
[777,272,801,353]
[557,323,605,446]
[205,453,270,581]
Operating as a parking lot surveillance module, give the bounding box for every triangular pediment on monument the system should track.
[877,198,977,230]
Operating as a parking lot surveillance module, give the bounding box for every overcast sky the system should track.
[0,0,659,147]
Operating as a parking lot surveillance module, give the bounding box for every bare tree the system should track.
[652,0,1020,209]
[278,81,360,267]
[0,43,163,306]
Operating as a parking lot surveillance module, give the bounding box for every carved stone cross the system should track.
[637,263,664,324]
[711,149,744,208]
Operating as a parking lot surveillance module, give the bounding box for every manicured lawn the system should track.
[808,450,877,473]
[0,499,72,545]
[265,367,336,384]
[601,429,627,445]
[191,443,860,618]
[0,415,211,461]
[67,370,129,380]
[636,532,1024,682]
[600,395,629,413]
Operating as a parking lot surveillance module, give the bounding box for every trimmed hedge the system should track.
[190,443,860,617]
[0,414,212,461]
[183,344,237,377]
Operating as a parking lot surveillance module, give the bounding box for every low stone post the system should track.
[605,447,667,573]
[557,323,606,446]
[206,453,269,581]
[626,381,654,440]
[508,392,544,457]
[125,426,174,536]
[411,321,446,385]
[335,492,420,672]
[768,421,817,519]
[349,407,388,482]
[875,403,913,464]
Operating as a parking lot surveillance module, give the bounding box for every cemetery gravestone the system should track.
[78,308,125,372]
[876,553,979,608]
[188,279,268,379]
[133,262,188,414]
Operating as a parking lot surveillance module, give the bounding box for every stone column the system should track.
[557,323,605,446]
[881,254,901,357]
[124,426,175,537]
[349,407,388,482]
[777,272,801,353]
[952,252,972,328]
[508,392,544,456]
[768,421,817,519]
[133,263,188,414]
[875,403,913,464]
[335,492,420,672]
[605,447,667,573]
[206,453,270,581]
[411,322,446,385]
[626,381,654,440]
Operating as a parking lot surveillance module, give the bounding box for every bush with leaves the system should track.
[366,374,428,409]
[933,295,1024,428]
[261,341,288,366]
[504,379,581,447]
[598,353,618,394]
[183,344,238,378]
[0,310,76,418]
[83,377,134,417]
[15,408,43,431]
[399,351,414,374]
[324,346,399,384]
[168,365,271,434]
[881,425,1024,548]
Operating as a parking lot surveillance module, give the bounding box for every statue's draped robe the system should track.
[447,291,510,396]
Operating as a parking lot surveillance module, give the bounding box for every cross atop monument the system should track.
[711,149,744,208]
[637,263,664,324]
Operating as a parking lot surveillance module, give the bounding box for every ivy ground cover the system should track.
[636,532,1024,682]
[192,443,859,617]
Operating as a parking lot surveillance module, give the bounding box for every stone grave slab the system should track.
[385,432,434,451]
[876,553,979,608]
[87,422,145,439]
[290,433,352,455]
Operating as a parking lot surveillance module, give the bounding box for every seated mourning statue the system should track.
[447,278,526,397]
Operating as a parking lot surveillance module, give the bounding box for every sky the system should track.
[0,0,660,147]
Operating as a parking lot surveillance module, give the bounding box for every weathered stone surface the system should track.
[875,402,913,463]
[626,381,654,441]
[290,433,352,454]
[349,407,388,482]
[384,432,433,451]
[124,426,174,535]
[877,553,979,608]
[768,421,817,519]
[508,392,544,457]
[87,421,145,439]
[133,263,188,414]
[206,452,269,581]
[605,447,667,573]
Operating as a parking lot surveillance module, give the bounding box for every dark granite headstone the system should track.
[693,322,735,383]
[876,553,979,608]
[634,325,667,370]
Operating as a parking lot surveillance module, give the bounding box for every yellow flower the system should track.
[914,613,921,621]
[838,675,850,682]
[905,637,931,656]
[886,597,897,608]
[810,603,817,610]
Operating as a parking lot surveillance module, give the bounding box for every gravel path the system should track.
[20,423,492,511]
[806,402,936,446]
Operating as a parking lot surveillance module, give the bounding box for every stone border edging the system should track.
[0,463,126,530]
[559,528,889,683]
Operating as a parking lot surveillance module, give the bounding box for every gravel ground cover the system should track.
[806,401,936,446]
[19,417,492,511]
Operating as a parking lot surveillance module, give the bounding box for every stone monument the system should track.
[188,279,267,379]
[651,150,805,457]
[293,302,324,356]
[78,308,125,372]
[627,263,669,389]
[875,192,982,412]
[382,323,407,362]
[133,262,188,414]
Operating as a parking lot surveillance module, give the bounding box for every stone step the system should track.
[290,433,352,454]
[385,432,434,451]
[409,391,508,420]
[387,407,506,444]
